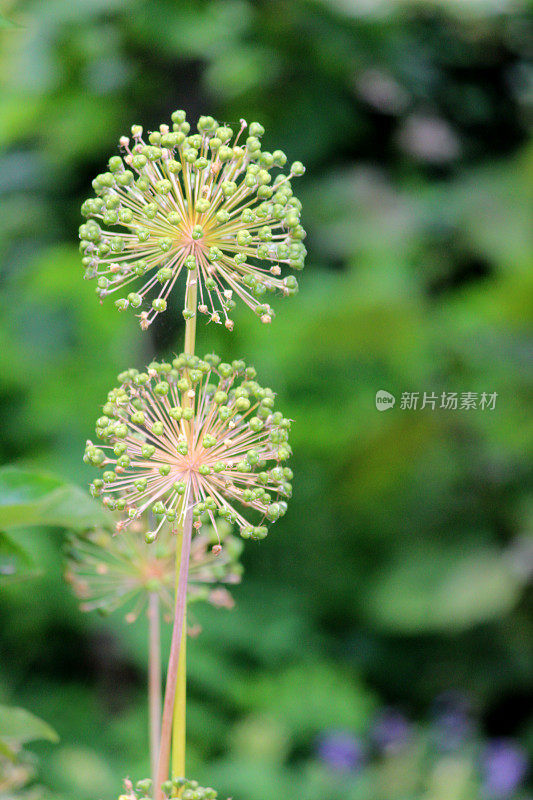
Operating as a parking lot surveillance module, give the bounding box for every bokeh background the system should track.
[1,0,532,798]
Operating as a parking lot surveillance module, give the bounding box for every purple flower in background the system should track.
[316,730,365,772]
[432,691,473,751]
[371,708,411,753]
[482,739,528,799]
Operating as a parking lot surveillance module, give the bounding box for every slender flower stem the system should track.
[171,524,186,780]
[156,270,198,798]
[155,506,193,799]
[184,268,198,356]
[148,592,161,789]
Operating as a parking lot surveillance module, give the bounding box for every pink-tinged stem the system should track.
[155,506,193,799]
[148,592,162,789]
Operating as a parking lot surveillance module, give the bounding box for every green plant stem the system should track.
[183,269,198,357]
[171,525,186,780]
[155,507,193,799]
[156,270,198,798]
[148,591,161,790]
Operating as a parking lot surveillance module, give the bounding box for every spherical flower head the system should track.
[79,112,306,330]
[84,354,293,543]
[64,519,243,624]
[120,776,220,800]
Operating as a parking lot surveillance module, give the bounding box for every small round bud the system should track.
[216,126,233,143]
[249,122,265,137]
[108,156,123,173]
[291,161,306,176]
[218,145,233,162]
[128,293,143,308]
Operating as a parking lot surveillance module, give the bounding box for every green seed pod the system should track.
[167,159,182,173]
[215,209,230,224]
[249,122,265,137]
[218,145,233,162]
[155,381,169,396]
[217,126,233,143]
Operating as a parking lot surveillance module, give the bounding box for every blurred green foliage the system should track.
[0,0,532,798]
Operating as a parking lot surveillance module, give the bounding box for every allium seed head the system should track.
[85,354,293,542]
[120,776,220,800]
[64,520,243,624]
[80,112,306,329]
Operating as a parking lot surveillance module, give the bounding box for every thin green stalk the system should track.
[156,270,198,798]
[148,592,161,789]
[171,525,186,780]
[183,269,198,357]
[155,507,193,799]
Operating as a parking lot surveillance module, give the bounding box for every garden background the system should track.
[0,1,532,798]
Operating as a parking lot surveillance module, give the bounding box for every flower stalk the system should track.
[155,506,193,800]
[148,592,161,789]
[162,269,197,794]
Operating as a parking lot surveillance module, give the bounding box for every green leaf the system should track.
[0,530,37,584]
[0,467,112,532]
[0,705,59,746]
[362,546,524,633]
[0,468,63,506]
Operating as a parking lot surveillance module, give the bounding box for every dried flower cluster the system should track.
[64,520,242,624]
[84,354,293,543]
[79,111,306,330]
